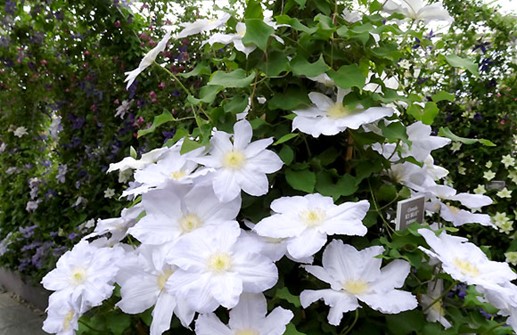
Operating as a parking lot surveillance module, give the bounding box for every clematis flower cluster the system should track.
[42,119,287,335]
[40,3,515,335]
[419,227,517,332]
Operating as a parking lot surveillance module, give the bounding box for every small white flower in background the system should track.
[300,240,417,325]
[502,154,516,168]
[399,59,411,69]
[0,232,13,257]
[450,141,461,152]
[505,252,517,266]
[254,194,369,260]
[6,166,18,175]
[292,88,394,138]
[497,187,512,199]
[41,241,123,312]
[383,0,453,24]
[13,126,28,138]
[124,29,172,89]
[129,183,240,245]
[56,164,68,183]
[193,119,283,202]
[342,8,363,23]
[0,142,6,153]
[458,165,466,175]
[509,170,517,185]
[473,185,486,195]
[485,161,493,169]
[26,200,41,212]
[420,279,452,329]
[195,293,293,335]
[72,196,87,207]
[115,99,132,119]
[483,170,496,181]
[103,188,115,199]
[492,212,514,234]
[166,222,278,313]
[176,12,231,39]
[116,244,194,335]
[418,228,517,292]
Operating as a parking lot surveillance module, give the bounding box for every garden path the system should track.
[0,290,45,335]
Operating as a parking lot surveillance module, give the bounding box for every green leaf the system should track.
[422,101,439,125]
[290,54,330,77]
[275,15,316,34]
[268,88,310,111]
[279,145,295,165]
[106,313,131,334]
[243,18,275,51]
[244,0,263,19]
[178,62,211,78]
[381,121,408,142]
[137,111,174,138]
[431,91,455,102]
[180,137,205,154]
[224,95,249,115]
[438,127,496,146]
[275,287,301,307]
[285,168,316,193]
[316,171,357,200]
[294,0,307,9]
[285,323,306,335]
[445,54,479,76]
[274,133,298,145]
[329,64,367,89]
[259,50,290,77]
[208,69,256,88]
[129,146,137,159]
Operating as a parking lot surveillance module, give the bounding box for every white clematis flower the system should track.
[107,147,170,173]
[124,29,172,89]
[195,293,293,335]
[176,13,231,39]
[418,228,517,291]
[41,241,123,312]
[85,204,143,244]
[167,223,278,313]
[129,183,240,245]
[124,143,208,196]
[116,244,195,334]
[292,88,395,138]
[43,295,81,335]
[254,194,369,260]
[194,119,283,202]
[300,240,417,325]
[383,0,453,24]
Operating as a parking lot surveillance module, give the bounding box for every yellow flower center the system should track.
[343,279,369,295]
[71,268,86,285]
[235,329,259,335]
[170,170,186,180]
[327,103,355,119]
[63,310,75,330]
[447,205,461,215]
[157,268,174,291]
[179,213,203,233]
[300,208,326,227]
[453,258,480,277]
[207,252,232,273]
[223,150,246,169]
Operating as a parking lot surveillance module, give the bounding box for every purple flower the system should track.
[19,225,37,238]
[4,0,16,15]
